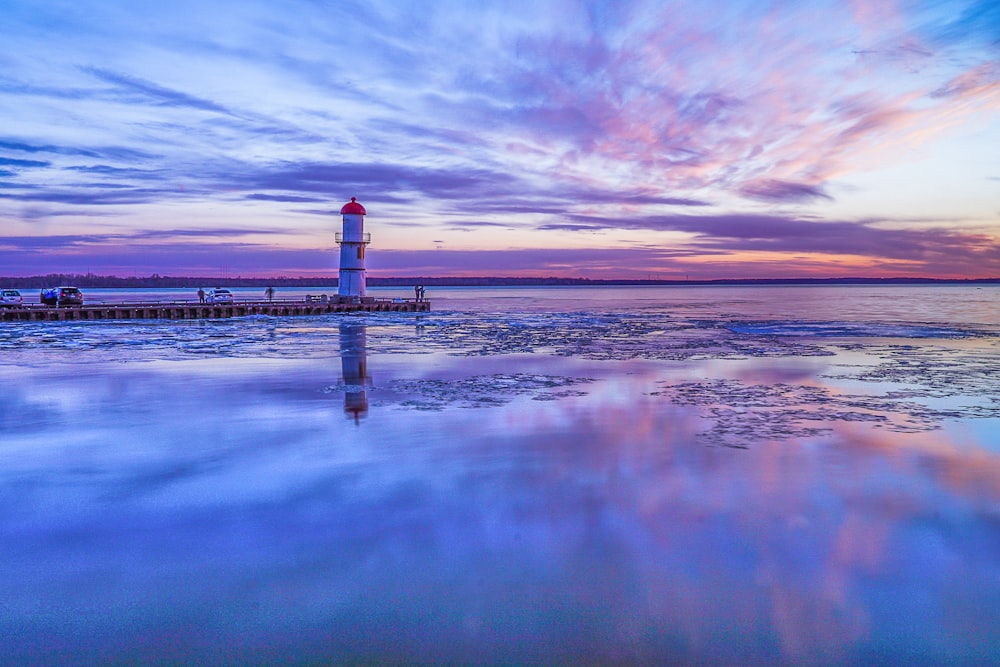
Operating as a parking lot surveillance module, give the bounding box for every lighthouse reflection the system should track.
[339,322,370,422]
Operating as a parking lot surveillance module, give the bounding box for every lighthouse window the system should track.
[358,247,364,259]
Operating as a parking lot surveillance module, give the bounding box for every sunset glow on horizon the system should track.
[1,0,998,280]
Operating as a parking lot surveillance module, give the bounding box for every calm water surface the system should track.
[1,285,999,664]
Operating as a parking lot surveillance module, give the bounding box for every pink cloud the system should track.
[489,3,998,210]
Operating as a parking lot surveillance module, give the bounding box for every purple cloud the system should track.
[0,188,191,206]
[445,221,521,231]
[66,165,162,178]
[739,179,833,203]
[239,162,522,202]
[542,211,1000,267]
[930,62,1000,99]
[0,157,50,168]
[367,247,700,276]
[82,67,234,114]
[245,193,328,204]
[0,139,100,158]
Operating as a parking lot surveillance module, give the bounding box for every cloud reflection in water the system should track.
[1,338,998,664]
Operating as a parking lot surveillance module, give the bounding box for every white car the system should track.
[205,288,234,304]
[1,289,23,307]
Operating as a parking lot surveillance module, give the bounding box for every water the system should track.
[2,284,999,664]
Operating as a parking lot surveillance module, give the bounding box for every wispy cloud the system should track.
[0,157,50,168]
[0,188,190,206]
[239,161,522,202]
[245,193,328,203]
[82,67,235,114]
[1,139,99,158]
[739,180,833,203]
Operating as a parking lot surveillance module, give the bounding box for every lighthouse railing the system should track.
[335,232,371,244]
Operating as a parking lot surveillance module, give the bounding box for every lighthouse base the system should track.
[338,269,366,298]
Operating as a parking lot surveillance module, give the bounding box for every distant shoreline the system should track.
[2,275,998,289]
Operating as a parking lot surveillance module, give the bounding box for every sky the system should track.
[1,0,998,280]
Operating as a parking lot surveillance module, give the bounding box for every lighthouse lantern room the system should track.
[336,197,370,299]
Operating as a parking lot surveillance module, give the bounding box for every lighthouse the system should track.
[337,196,370,300]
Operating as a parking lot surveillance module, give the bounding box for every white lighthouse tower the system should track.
[336,197,370,300]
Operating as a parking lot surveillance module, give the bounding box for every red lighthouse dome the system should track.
[340,197,366,215]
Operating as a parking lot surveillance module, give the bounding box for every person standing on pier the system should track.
[414,285,420,302]
[198,287,205,303]
[265,286,274,302]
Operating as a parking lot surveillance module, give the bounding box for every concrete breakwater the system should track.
[1,298,430,322]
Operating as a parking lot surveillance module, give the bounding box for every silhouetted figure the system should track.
[265,286,274,302]
[197,287,205,303]
[414,285,420,302]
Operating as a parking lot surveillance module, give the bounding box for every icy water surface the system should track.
[2,284,999,664]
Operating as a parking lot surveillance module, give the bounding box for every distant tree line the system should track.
[0,274,339,289]
[1,273,997,288]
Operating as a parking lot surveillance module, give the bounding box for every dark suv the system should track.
[40,286,84,307]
